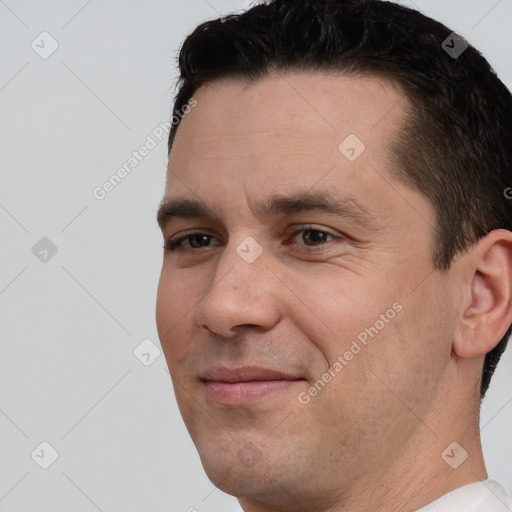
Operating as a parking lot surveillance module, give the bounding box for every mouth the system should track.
[201,366,306,406]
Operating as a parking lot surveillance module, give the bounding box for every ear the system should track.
[453,229,512,358]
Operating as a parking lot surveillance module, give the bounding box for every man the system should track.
[155,0,512,510]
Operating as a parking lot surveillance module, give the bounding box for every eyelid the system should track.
[165,224,344,252]
[165,229,221,250]
[287,224,344,248]
[290,223,341,238]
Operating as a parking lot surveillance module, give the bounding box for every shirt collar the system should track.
[417,479,512,511]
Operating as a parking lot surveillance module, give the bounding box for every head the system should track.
[156,0,512,509]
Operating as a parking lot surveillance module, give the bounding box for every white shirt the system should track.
[232,479,512,511]
[417,479,512,511]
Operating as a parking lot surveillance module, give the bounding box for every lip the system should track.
[201,366,305,405]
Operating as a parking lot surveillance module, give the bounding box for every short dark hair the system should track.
[168,0,512,399]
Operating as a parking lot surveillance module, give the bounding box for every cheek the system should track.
[285,267,432,402]
[156,261,203,324]
[156,269,196,366]
[156,276,199,423]
[155,273,174,341]
[357,281,453,410]
[285,271,401,361]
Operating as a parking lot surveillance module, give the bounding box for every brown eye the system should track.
[290,227,337,246]
[301,229,333,245]
[188,234,212,249]
[166,233,219,251]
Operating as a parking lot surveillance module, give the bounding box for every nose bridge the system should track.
[196,236,280,336]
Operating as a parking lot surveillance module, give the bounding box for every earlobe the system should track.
[453,229,512,359]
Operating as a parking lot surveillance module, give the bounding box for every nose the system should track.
[195,239,282,337]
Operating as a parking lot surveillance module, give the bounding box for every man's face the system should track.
[156,73,458,508]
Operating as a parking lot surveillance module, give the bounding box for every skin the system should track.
[156,72,512,511]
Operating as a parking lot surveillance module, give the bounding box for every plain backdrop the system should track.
[1,1,511,510]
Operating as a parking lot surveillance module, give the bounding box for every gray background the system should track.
[0,0,511,510]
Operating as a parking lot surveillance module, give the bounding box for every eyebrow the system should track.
[156,191,378,231]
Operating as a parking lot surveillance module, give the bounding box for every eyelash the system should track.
[164,225,342,252]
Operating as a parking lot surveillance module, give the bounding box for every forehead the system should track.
[166,72,415,223]
[172,71,405,147]
[169,71,406,168]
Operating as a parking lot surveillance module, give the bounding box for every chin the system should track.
[199,448,334,512]
[195,435,282,497]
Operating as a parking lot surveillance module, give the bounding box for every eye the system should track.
[289,226,340,247]
[164,225,342,253]
[165,233,220,251]
[293,228,333,245]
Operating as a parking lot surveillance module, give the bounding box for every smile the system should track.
[201,366,306,406]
